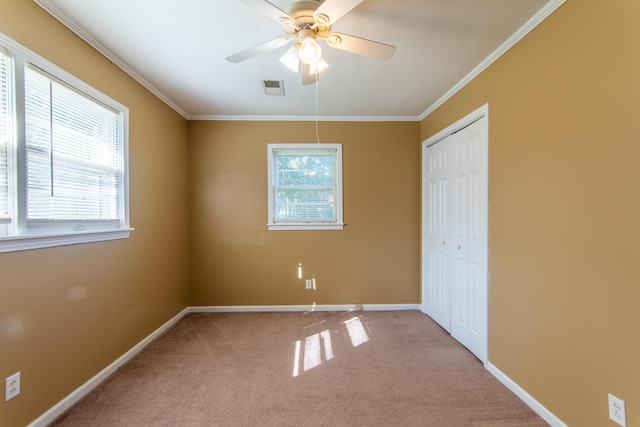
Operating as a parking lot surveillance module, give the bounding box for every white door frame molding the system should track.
[421,104,489,151]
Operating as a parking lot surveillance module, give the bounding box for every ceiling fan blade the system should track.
[314,0,364,25]
[301,63,318,86]
[325,33,395,61]
[236,0,295,25]
[226,37,290,63]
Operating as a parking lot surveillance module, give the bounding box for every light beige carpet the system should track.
[51,310,548,426]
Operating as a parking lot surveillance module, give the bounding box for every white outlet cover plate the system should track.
[5,372,20,401]
[608,393,626,427]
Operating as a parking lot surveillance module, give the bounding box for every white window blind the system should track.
[0,48,11,234]
[268,144,343,230]
[24,65,122,225]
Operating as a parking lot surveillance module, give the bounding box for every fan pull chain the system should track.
[315,72,320,144]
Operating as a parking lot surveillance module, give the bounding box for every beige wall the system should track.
[0,1,189,425]
[421,1,639,425]
[188,120,420,306]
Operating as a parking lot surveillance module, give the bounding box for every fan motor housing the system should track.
[283,0,331,37]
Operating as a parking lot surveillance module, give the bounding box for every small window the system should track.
[0,33,131,253]
[267,143,343,230]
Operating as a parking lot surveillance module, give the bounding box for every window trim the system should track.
[0,32,132,253]
[0,228,132,253]
[267,143,343,231]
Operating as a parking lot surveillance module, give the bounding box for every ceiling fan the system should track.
[226,0,396,85]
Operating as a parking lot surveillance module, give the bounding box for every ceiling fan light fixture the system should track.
[299,35,322,65]
[279,45,300,72]
[309,57,329,75]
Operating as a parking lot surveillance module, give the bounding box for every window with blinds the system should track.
[0,33,130,253]
[267,144,343,230]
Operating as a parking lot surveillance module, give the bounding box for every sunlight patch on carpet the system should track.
[292,329,334,377]
[304,333,322,371]
[344,316,369,347]
[293,316,370,377]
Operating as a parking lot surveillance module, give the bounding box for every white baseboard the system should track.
[189,304,421,313]
[364,304,421,311]
[486,362,567,427]
[28,308,190,427]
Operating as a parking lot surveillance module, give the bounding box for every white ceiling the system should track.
[34,0,562,120]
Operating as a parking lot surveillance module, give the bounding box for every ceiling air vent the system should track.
[261,79,285,96]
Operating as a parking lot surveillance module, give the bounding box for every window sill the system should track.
[0,228,134,253]
[267,223,344,231]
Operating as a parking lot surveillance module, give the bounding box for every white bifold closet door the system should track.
[424,115,488,363]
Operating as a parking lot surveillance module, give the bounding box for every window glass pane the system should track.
[276,154,333,186]
[0,49,10,236]
[276,188,335,221]
[24,66,121,222]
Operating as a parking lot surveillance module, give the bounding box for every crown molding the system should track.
[33,0,190,119]
[189,114,420,122]
[419,0,566,121]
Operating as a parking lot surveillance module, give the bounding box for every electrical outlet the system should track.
[305,279,312,289]
[608,393,626,427]
[5,372,20,402]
